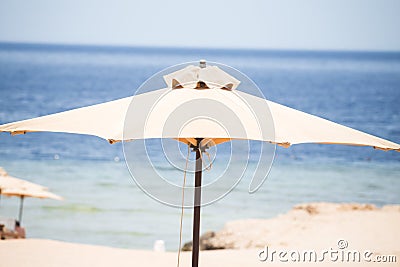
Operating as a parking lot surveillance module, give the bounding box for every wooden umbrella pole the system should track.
[192,139,203,267]
[19,195,24,223]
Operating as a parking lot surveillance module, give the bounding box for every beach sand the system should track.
[1,203,399,267]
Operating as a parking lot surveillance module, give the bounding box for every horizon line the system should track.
[1,40,400,55]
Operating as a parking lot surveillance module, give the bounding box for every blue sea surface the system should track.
[0,43,399,250]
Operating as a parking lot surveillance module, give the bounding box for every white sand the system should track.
[0,239,263,267]
[207,203,400,251]
[1,202,399,267]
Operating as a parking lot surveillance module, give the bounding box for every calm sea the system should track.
[0,43,399,250]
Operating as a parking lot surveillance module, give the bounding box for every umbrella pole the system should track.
[19,196,24,223]
[192,146,203,267]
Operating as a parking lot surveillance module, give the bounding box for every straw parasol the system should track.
[0,167,63,223]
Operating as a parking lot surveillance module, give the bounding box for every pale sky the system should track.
[0,0,399,51]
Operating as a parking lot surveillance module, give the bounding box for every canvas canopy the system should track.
[0,64,398,151]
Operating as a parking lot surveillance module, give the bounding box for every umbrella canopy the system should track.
[0,187,63,201]
[0,167,47,192]
[0,65,398,151]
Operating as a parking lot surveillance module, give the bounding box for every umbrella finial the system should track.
[199,59,206,68]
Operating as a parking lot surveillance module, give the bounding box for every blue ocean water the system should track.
[0,43,399,250]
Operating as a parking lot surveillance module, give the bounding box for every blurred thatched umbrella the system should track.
[0,167,63,223]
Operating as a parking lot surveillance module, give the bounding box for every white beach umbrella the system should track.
[0,61,398,267]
